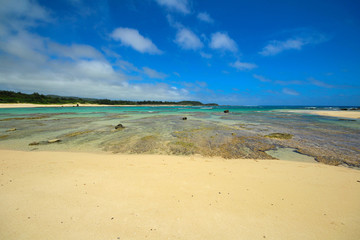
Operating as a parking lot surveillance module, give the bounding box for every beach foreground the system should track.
[1,150,359,240]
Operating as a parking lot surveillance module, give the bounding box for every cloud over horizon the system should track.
[0,1,192,101]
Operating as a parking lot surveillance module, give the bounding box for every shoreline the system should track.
[0,103,359,119]
[1,149,360,239]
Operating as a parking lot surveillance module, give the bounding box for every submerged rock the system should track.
[115,124,125,130]
[29,141,40,146]
[6,128,16,132]
[224,110,229,113]
[264,133,293,140]
[338,119,356,121]
[182,117,187,120]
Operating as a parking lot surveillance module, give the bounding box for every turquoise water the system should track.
[0,106,359,167]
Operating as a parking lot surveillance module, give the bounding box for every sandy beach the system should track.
[1,150,359,240]
[286,110,360,119]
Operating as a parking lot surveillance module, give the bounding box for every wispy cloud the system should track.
[111,27,162,54]
[308,77,335,88]
[209,32,238,52]
[175,27,203,50]
[282,88,299,96]
[197,12,214,23]
[200,51,212,59]
[253,74,305,85]
[275,80,304,85]
[259,31,328,56]
[230,61,257,71]
[143,67,168,79]
[253,74,271,82]
[259,39,304,56]
[154,0,190,14]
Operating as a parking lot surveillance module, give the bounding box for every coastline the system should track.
[0,103,359,119]
[0,103,180,108]
[1,150,360,240]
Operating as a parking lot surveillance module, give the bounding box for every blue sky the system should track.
[0,0,359,105]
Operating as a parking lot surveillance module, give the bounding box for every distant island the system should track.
[0,90,218,106]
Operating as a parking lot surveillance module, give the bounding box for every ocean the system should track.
[0,106,359,167]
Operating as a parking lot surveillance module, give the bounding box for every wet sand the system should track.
[1,150,360,240]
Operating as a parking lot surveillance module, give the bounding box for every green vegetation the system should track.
[0,90,218,106]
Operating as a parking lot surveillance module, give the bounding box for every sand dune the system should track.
[1,150,360,240]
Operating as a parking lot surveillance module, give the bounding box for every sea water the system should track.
[0,106,359,166]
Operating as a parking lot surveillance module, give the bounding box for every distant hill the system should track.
[0,90,218,106]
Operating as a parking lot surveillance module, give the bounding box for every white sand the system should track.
[1,150,360,240]
[286,110,360,119]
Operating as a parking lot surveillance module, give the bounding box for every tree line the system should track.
[0,91,218,106]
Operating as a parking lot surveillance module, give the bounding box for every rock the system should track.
[264,133,293,140]
[29,142,40,146]
[338,119,356,121]
[182,117,187,120]
[48,139,61,143]
[6,128,16,132]
[115,124,125,130]
[224,110,229,113]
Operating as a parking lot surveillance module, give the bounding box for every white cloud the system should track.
[253,74,271,82]
[260,31,328,56]
[143,67,168,79]
[175,28,203,50]
[197,12,214,23]
[200,51,212,59]
[0,0,50,22]
[282,88,299,96]
[230,61,257,71]
[111,27,162,54]
[49,42,104,60]
[0,1,191,101]
[308,77,335,88]
[209,32,238,52]
[155,0,190,14]
[259,39,304,56]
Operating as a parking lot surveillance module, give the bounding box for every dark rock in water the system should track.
[48,139,61,143]
[264,133,293,140]
[338,119,356,121]
[340,108,348,111]
[29,141,40,146]
[224,110,229,113]
[115,124,125,129]
[182,117,187,120]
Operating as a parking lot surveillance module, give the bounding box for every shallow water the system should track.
[0,106,359,166]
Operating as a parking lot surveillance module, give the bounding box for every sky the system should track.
[0,0,359,105]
